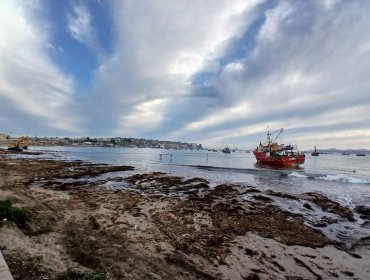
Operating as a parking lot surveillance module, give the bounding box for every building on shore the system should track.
[0,133,6,143]
[21,136,203,150]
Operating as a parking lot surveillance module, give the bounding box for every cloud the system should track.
[67,4,94,48]
[161,0,370,148]
[67,1,110,58]
[84,0,265,136]
[46,42,64,53]
[79,0,370,149]
[0,0,80,136]
[2,0,370,149]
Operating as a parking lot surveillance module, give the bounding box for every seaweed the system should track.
[0,199,30,229]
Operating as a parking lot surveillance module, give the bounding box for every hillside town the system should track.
[0,133,203,150]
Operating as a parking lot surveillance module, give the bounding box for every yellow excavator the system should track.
[8,136,29,151]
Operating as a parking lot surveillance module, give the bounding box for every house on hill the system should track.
[0,133,6,143]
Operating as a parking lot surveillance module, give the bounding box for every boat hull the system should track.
[253,151,305,167]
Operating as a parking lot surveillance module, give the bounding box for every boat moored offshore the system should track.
[222,146,231,153]
[253,129,305,167]
[311,145,319,156]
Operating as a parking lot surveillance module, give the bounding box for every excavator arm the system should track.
[8,136,29,150]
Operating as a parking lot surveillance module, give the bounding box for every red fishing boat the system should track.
[253,128,305,167]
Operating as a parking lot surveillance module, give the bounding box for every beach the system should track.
[0,150,369,279]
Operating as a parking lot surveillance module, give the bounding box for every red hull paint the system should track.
[253,150,305,167]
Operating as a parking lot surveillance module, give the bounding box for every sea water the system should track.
[28,146,370,207]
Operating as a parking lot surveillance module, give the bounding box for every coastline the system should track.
[0,150,369,279]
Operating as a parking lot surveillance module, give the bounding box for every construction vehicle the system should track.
[8,136,29,151]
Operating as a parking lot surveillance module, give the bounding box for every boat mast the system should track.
[266,130,272,145]
[266,128,283,145]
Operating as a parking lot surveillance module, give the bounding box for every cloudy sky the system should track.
[1,0,370,149]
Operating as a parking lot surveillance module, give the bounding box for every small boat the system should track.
[222,146,231,153]
[341,152,350,155]
[253,128,305,167]
[311,145,319,156]
[356,153,366,156]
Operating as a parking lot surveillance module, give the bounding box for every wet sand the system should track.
[0,150,369,279]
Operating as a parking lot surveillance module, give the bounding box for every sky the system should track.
[1,0,370,150]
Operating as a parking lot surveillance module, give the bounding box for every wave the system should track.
[288,172,307,178]
[289,172,370,184]
[315,174,370,184]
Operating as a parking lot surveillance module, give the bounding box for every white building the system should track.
[0,133,6,142]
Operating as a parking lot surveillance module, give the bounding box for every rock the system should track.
[265,190,298,200]
[361,221,370,228]
[244,248,258,256]
[354,205,370,219]
[241,273,260,280]
[340,270,354,276]
[303,203,312,210]
[305,192,354,220]
[309,220,328,228]
[252,195,273,202]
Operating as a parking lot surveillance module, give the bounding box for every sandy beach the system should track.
[0,150,369,279]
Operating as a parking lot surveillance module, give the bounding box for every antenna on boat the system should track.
[266,126,272,145]
[269,128,283,143]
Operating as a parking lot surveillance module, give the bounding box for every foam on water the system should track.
[315,174,370,184]
[288,172,307,178]
[335,195,355,208]
[289,172,370,184]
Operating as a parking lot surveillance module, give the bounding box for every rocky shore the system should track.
[0,150,369,279]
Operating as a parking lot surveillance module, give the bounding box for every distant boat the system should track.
[356,153,366,156]
[253,128,305,167]
[311,145,319,156]
[222,146,231,154]
[341,152,350,155]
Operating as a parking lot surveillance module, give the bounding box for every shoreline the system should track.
[0,150,369,279]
